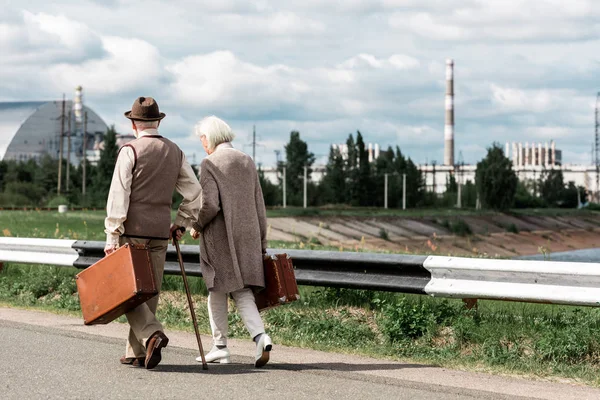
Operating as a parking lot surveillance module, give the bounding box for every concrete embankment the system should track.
[265,213,600,257]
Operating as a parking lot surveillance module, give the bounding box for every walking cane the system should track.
[173,227,208,370]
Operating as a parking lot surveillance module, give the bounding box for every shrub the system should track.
[452,219,472,236]
[379,297,436,341]
[506,223,520,234]
[379,228,389,241]
[47,195,70,208]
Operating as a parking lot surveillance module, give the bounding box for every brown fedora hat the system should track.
[124,96,166,121]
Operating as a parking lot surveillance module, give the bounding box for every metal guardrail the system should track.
[1,237,599,307]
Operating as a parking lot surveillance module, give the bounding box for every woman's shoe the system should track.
[200,346,231,364]
[255,334,272,368]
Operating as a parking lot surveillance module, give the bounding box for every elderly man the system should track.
[104,97,201,370]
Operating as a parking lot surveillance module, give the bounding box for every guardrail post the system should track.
[462,298,478,310]
[0,262,3,272]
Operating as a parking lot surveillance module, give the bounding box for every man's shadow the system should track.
[155,362,433,375]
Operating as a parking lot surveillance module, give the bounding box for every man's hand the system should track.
[170,224,184,243]
[104,243,117,255]
[190,227,200,240]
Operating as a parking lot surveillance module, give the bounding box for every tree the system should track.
[539,169,564,207]
[355,131,372,206]
[279,131,315,206]
[514,181,545,209]
[91,126,119,206]
[320,146,346,205]
[258,166,280,206]
[561,182,586,208]
[404,158,425,207]
[371,147,395,208]
[344,134,357,204]
[475,143,517,210]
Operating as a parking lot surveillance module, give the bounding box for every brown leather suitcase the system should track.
[255,253,300,312]
[76,243,158,325]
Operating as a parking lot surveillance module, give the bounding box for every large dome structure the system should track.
[0,101,108,164]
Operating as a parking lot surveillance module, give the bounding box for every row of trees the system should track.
[259,137,588,211]
[0,127,589,211]
[259,131,425,208]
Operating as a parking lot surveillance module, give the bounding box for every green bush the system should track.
[506,223,520,234]
[379,297,435,341]
[47,195,70,208]
[451,219,472,236]
[379,228,389,241]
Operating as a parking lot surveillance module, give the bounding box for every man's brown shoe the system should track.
[145,331,169,370]
[120,355,145,367]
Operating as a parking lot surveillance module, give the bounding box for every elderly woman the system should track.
[189,116,272,367]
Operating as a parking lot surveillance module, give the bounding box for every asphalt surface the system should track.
[1,308,600,400]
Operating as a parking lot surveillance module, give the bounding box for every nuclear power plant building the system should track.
[0,101,108,164]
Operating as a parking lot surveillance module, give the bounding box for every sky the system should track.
[1,0,599,167]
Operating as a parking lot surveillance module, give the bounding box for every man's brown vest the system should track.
[121,135,183,240]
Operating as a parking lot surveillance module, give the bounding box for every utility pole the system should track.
[595,92,600,202]
[82,111,88,197]
[457,151,464,208]
[252,125,256,161]
[57,94,65,196]
[402,173,406,210]
[384,173,388,209]
[303,166,308,209]
[66,110,72,192]
[282,166,287,208]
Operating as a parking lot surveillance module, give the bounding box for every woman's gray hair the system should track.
[194,116,235,151]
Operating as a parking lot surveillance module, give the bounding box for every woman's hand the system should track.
[190,227,200,240]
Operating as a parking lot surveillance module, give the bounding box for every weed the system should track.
[506,223,520,234]
[379,228,390,241]
[451,219,472,237]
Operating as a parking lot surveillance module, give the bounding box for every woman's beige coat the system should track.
[192,144,267,293]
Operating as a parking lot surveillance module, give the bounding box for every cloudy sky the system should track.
[1,0,599,166]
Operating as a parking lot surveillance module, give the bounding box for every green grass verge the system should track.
[2,263,600,386]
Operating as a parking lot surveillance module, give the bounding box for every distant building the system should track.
[331,143,381,162]
[0,101,108,165]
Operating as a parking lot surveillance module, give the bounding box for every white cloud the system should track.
[1,1,599,166]
[339,53,420,70]
[1,11,104,64]
[48,36,164,95]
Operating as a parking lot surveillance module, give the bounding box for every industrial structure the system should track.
[0,93,107,165]
[444,59,454,166]
[331,143,381,163]
[261,58,600,201]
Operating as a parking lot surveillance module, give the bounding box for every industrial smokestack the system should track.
[74,86,83,125]
[444,59,454,166]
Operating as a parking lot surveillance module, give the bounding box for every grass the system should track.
[3,264,600,386]
[2,210,600,385]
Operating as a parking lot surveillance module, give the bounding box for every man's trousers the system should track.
[120,237,168,359]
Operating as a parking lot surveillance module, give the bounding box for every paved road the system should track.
[1,308,599,400]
